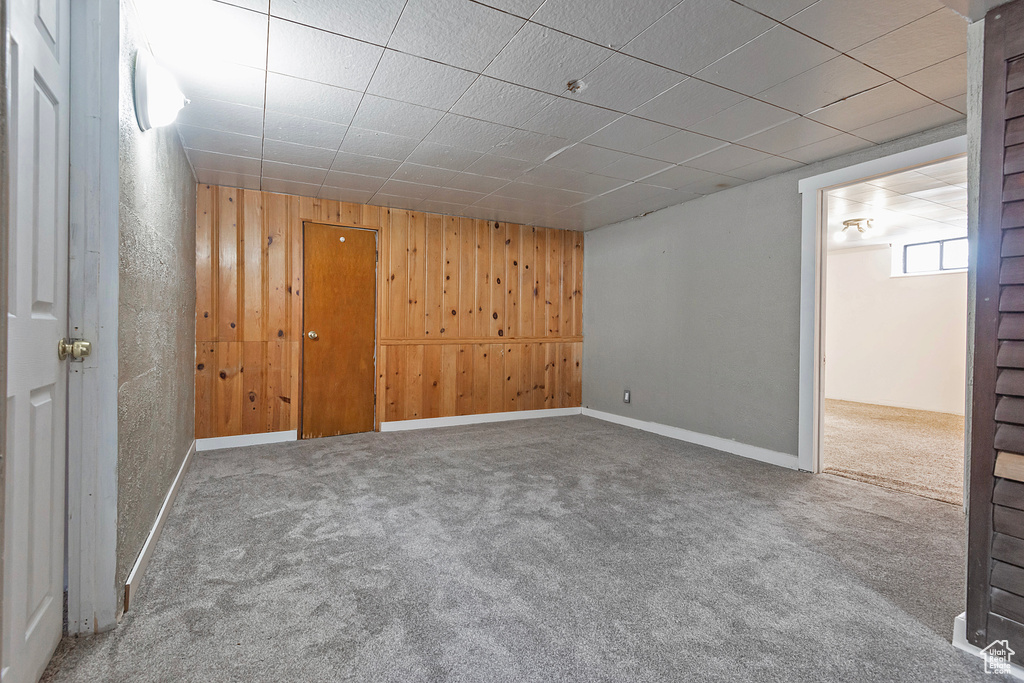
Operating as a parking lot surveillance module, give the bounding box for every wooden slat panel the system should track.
[997,478,1024,511]
[1010,117,1024,147]
[1002,255,1024,284]
[503,343,520,411]
[1001,286,1024,311]
[441,216,459,338]
[1000,341,1024,368]
[196,186,215,342]
[998,397,1024,425]
[533,227,546,337]
[265,193,290,343]
[488,344,504,413]
[987,612,1024,651]
[195,342,215,438]
[1000,313,1024,339]
[519,226,536,338]
[998,369,1024,396]
[547,228,562,337]
[408,211,426,338]
[562,230,574,338]
[242,191,265,341]
[266,341,294,431]
[472,343,489,414]
[997,426,1024,454]
[518,342,534,410]
[1009,143,1024,175]
[389,210,409,339]
[491,222,506,338]
[217,189,241,341]
[421,343,442,419]
[1008,173,1024,203]
[241,342,266,434]
[459,218,477,338]
[993,559,1024,597]
[385,345,403,422]
[215,341,243,437]
[1004,228,1024,258]
[424,214,443,338]
[995,504,1024,538]
[505,224,520,339]
[475,220,490,338]
[440,344,458,416]
[456,344,473,415]
[572,231,584,336]
[405,343,424,420]
[1011,57,1024,93]
[998,451,1024,481]
[992,587,1024,624]
[1009,92,1024,121]
[544,341,558,408]
[571,342,583,405]
[995,533,1024,568]
[1005,200,1024,230]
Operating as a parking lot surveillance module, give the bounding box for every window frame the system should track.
[901,236,968,275]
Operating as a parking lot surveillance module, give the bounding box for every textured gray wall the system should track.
[116,0,196,612]
[583,121,967,457]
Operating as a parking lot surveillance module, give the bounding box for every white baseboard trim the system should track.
[124,439,196,612]
[953,612,1024,680]
[195,429,298,452]
[581,408,799,470]
[380,407,583,431]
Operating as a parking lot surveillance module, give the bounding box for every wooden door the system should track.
[967,0,1024,651]
[301,224,377,438]
[3,0,70,679]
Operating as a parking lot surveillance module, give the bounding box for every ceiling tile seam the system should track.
[259,9,271,191]
[360,13,543,208]
[315,0,414,200]
[211,0,268,16]
[465,0,551,22]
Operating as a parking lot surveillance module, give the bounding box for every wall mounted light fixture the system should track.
[133,50,187,131]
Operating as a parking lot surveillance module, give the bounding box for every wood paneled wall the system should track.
[195,184,583,439]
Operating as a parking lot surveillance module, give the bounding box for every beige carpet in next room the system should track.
[823,399,965,505]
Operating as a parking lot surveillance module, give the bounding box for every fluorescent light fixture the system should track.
[134,50,187,131]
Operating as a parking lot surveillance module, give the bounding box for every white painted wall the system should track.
[823,244,968,415]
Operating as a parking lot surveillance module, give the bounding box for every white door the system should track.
[3,0,70,679]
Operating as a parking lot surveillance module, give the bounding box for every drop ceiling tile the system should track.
[260,139,336,169]
[261,160,329,185]
[262,178,324,197]
[684,145,773,174]
[598,182,672,205]
[265,73,362,126]
[143,1,269,70]
[322,170,388,193]
[644,188,704,211]
[492,130,573,163]
[268,19,383,90]
[899,53,968,103]
[637,129,727,164]
[177,125,263,158]
[739,117,839,155]
[388,0,525,71]
[518,165,626,193]
[220,0,269,11]
[350,95,446,139]
[367,51,477,110]
[943,94,968,115]
[492,182,588,206]
[186,149,263,176]
[319,186,377,204]
[428,187,487,204]
[680,173,745,195]
[786,0,943,53]
[263,110,348,149]
[806,81,933,131]
[195,169,263,190]
[371,194,425,211]
[631,78,745,129]
[689,98,797,142]
[848,10,967,79]
[268,0,406,45]
[377,179,438,201]
[330,151,402,177]
[731,0,816,21]
[423,114,517,153]
[596,155,673,181]
[530,0,680,49]
[644,165,720,190]
[177,98,265,137]
[575,54,685,112]
[172,62,267,109]
[473,194,549,212]
[583,116,678,154]
[545,143,627,173]
[624,0,773,76]
[696,25,839,96]
[473,0,547,17]
[849,102,964,144]
[727,154,805,181]
[338,127,421,161]
[755,56,890,115]
[484,23,614,95]
[561,173,628,195]
[450,78,559,128]
[444,173,510,194]
[463,154,536,180]
[520,98,621,141]
[390,163,458,186]
[783,133,874,164]
[406,142,482,172]
[419,199,472,216]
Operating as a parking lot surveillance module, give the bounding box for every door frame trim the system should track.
[65,0,119,633]
[298,221,382,438]
[796,135,969,473]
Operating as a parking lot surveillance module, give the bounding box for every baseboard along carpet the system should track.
[823,399,965,506]
[43,416,989,682]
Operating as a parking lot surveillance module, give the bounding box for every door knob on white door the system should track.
[307,331,318,340]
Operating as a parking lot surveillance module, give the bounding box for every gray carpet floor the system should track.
[43,416,999,682]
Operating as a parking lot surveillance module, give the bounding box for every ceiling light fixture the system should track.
[842,218,873,235]
[566,79,587,94]
[134,50,188,131]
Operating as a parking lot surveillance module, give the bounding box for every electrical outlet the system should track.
[623,389,630,404]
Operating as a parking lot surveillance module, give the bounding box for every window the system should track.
[902,237,968,274]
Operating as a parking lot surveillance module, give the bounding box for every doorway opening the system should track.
[820,155,968,504]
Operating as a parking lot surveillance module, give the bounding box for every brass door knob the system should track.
[307,331,318,340]
[58,338,92,361]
